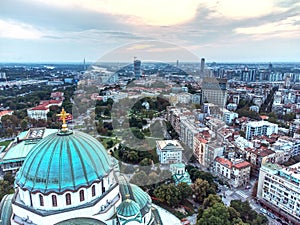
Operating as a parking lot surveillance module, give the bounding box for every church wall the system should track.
[11,184,121,225]
[18,172,118,211]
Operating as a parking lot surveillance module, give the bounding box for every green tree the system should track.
[230,200,268,225]
[0,172,15,201]
[203,194,222,209]
[125,151,139,164]
[154,183,182,207]
[139,158,152,166]
[197,203,230,225]
[228,206,241,222]
[191,178,210,203]
[177,182,192,200]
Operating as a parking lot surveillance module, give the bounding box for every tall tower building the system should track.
[200,58,205,77]
[83,58,86,71]
[134,57,141,79]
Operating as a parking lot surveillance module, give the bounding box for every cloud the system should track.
[29,0,200,26]
[0,19,43,39]
[198,0,281,20]
[234,15,300,39]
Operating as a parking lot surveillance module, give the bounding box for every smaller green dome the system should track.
[117,199,141,217]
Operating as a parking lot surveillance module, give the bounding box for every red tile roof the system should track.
[31,105,48,110]
[233,161,251,169]
[215,157,232,169]
[0,110,13,117]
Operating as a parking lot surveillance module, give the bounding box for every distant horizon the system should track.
[0,61,299,65]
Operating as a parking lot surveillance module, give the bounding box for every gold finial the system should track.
[125,194,130,202]
[57,108,70,131]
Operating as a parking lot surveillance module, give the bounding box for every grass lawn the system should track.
[0,140,13,151]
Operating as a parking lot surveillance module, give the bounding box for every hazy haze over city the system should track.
[0,0,300,62]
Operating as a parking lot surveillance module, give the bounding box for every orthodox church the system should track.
[0,110,181,225]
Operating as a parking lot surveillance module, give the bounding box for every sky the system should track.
[0,0,299,63]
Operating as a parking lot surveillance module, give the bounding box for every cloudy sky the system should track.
[0,0,299,62]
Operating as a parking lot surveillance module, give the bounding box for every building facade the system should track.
[245,121,278,140]
[214,157,251,188]
[257,163,300,224]
[156,140,184,164]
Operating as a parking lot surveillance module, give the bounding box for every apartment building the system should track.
[257,163,300,224]
[214,157,251,188]
[245,121,278,140]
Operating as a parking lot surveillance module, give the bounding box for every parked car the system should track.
[259,208,267,214]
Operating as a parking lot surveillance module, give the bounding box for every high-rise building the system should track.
[285,74,291,88]
[83,58,86,71]
[241,67,256,82]
[201,78,227,108]
[134,57,141,79]
[200,58,205,77]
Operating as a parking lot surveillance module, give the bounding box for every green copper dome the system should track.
[117,199,141,217]
[15,130,112,194]
[119,178,152,216]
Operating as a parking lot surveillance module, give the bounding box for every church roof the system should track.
[0,194,13,225]
[15,130,112,194]
[118,176,152,216]
[117,199,141,217]
[1,128,57,164]
[55,217,106,225]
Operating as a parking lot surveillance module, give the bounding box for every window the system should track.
[92,185,96,197]
[102,182,105,193]
[52,195,57,207]
[39,194,44,206]
[66,193,71,205]
[79,190,85,202]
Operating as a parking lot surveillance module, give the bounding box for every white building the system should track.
[245,121,278,140]
[156,140,184,164]
[180,119,198,150]
[177,93,192,104]
[223,111,238,125]
[257,163,300,224]
[234,136,254,151]
[27,100,62,120]
[27,105,49,120]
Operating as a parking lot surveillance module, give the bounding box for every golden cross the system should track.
[57,108,70,127]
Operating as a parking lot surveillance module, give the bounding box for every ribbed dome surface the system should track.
[15,130,112,194]
[117,199,141,217]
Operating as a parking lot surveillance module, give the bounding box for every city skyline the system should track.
[0,0,300,62]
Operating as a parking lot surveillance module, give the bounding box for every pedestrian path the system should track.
[236,190,248,199]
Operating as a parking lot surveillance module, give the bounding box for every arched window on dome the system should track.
[52,195,57,207]
[79,190,85,202]
[39,194,44,206]
[66,193,71,205]
[92,185,96,197]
